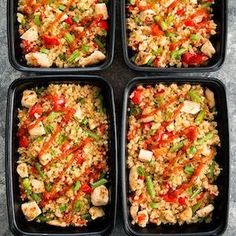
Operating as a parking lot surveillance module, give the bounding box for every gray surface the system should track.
[0,0,236,235]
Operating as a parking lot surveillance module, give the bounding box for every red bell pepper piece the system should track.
[131,89,142,105]
[19,136,30,148]
[65,17,73,25]
[81,184,92,194]
[29,103,43,118]
[151,24,164,36]
[97,20,109,31]
[182,52,208,66]
[42,35,60,46]
[177,9,185,15]
[178,197,186,205]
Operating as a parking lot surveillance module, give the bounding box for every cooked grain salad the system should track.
[127,84,220,227]
[16,84,110,227]
[17,0,109,67]
[126,0,217,67]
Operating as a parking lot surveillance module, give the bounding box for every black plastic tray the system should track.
[121,1,228,72]
[121,76,229,235]
[5,75,117,236]
[7,0,116,72]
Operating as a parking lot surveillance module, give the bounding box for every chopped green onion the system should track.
[40,48,49,54]
[46,112,61,122]
[69,5,76,10]
[154,15,161,22]
[58,4,66,11]
[77,97,85,104]
[74,199,83,212]
[137,166,145,176]
[36,214,50,223]
[149,202,159,209]
[72,15,80,23]
[59,53,66,61]
[31,193,41,202]
[184,165,194,175]
[195,110,205,124]
[22,178,30,190]
[94,37,105,48]
[130,104,141,116]
[86,130,100,141]
[189,146,197,155]
[170,141,184,153]
[97,94,105,112]
[35,163,46,179]
[171,48,186,59]
[80,117,88,125]
[81,213,91,220]
[73,180,81,191]
[67,50,80,64]
[146,176,155,199]
[59,203,67,212]
[190,188,202,199]
[160,21,168,31]
[82,44,89,53]
[188,90,202,103]
[34,15,41,26]
[190,34,200,41]
[91,178,108,188]
[64,32,74,44]
[196,132,214,145]
[56,134,67,145]
[45,124,54,134]
[166,15,174,24]
[154,96,164,106]
[207,161,215,178]
[202,2,212,8]
[45,182,52,192]
[192,202,202,214]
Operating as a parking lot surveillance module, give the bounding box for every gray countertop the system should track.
[0,0,236,235]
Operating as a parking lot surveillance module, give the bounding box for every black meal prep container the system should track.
[121,1,228,72]
[7,0,116,72]
[5,75,117,236]
[121,76,229,235]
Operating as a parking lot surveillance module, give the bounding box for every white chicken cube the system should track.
[181,100,201,115]
[89,206,105,220]
[48,220,67,227]
[25,52,53,67]
[196,204,214,218]
[21,201,41,221]
[190,0,197,4]
[88,119,98,130]
[95,3,108,20]
[138,149,153,162]
[17,163,28,178]
[21,90,38,108]
[28,121,46,136]
[130,205,139,221]
[74,105,84,121]
[205,88,215,109]
[201,145,211,156]
[166,122,174,132]
[91,185,109,206]
[39,153,52,166]
[20,26,38,42]
[137,210,149,227]
[79,51,106,67]
[201,40,216,58]
[31,179,45,193]
[129,166,139,191]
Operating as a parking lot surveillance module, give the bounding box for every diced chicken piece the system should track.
[17,163,28,178]
[48,220,67,227]
[190,0,197,4]
[39,153,52,166]
[135,52,153,65]
[74,105,84,121]
[21,201,41,221]
[201,145,211,156]
[201,40,216,58]
[181,100,201,115]
[89,206,105,220]
[166,122,174,132]
[28,121,46,136]
[139,9,156,23]
[91,185,109,206]
[79,51,106,67]
[205,88,215,109]
[60,14,68,22]
[95,3,108,20]
[138,149,153,162]
[17,13,25,24]
[179,207,192,222]
[163,210,176,223]
[25,52,53,67]
[21,90,38,108]
[162,0,175,8]
[130,205,139,221]
[31,179,45,193]
[89,119,98,130]
[20,26,38,42]
[141,116,154,123]
[129,166,139,191]
[137,210,149,227]
[196,204,214,218]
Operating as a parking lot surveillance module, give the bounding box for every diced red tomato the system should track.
[182,52,208,66]
[178,197,186,205]
[19,136,30,148]
[184,20,195,27]
[65,17,73,25]
[162,193,177,203]
[131,89,142,105]
[52,95,65,111]
[81,184,92,194]
[97,20,109,31]
[42,35,60,47]
[151,24,164,36]
[177,9,185,15]
[28,103,43,118]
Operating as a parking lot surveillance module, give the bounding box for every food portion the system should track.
[127,83,220,227]
[126,0,217,67]
[17,84,109,227]
[17,0,109,67]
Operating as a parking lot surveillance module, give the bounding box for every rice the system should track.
[17,0,109,67]
[126,0,217,67]
[127,83,220,227]
[17,84,109,227]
